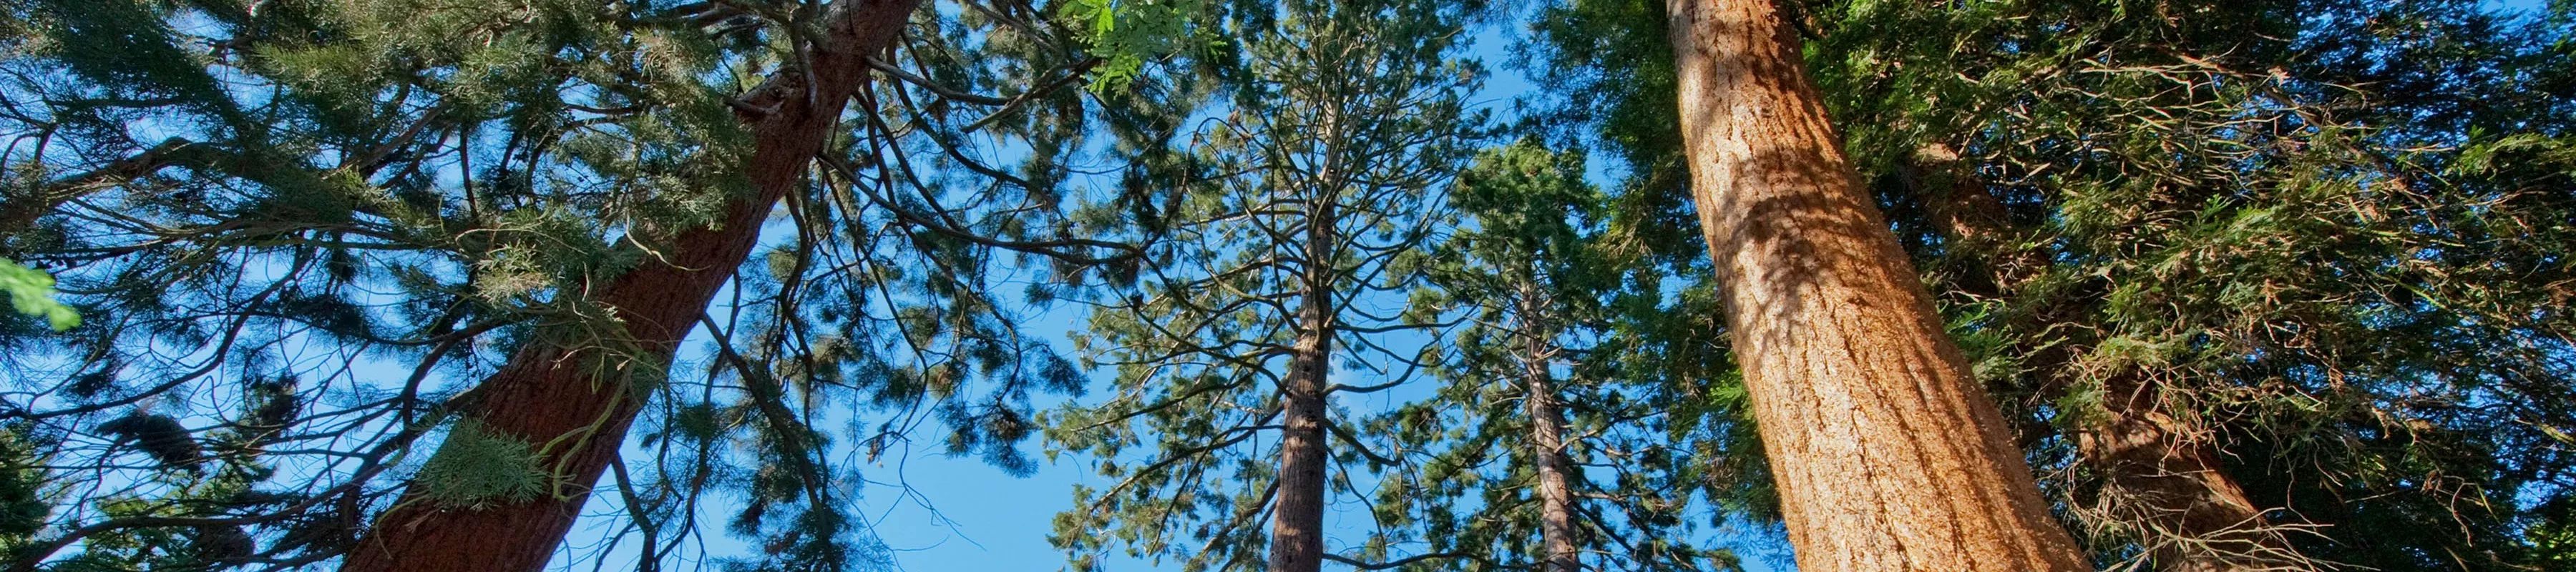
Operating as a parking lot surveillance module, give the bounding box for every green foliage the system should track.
[1044,1,1488,569]
[1797,0,2576,568]
[1,0,1108,568]
[0,427,57,553]
[2533,494,2576,566]
[0,258,75,331]
[24,0,229,117]
[1523,0,1699,260]
[1360,139,1762,572]
[50,468,273,571]
[1536,0,2576,568]
[412,420,548,510]
[1062,0,1207,92]
[0,0,2564,569]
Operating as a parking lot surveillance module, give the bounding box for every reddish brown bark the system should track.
[1267,200,1336,572]
[1895,144,2041,293]
[1518,286,1579,572]
[2085,379,2298,571]
[1903,145,2304,571]
[338,1,922,571]
[1664,1,2088,570]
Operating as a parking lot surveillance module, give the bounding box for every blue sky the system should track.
[3,0,2558,569]
[747,11,1800,572]
[551,0,2567,571]
[532,4,1805,571]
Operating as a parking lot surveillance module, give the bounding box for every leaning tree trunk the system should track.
[2085,378,2299,571]
[1267,201,1337,572]
[1518,285,1581,572]
[338,1,922,571]
[1663,1,2088,570]
[1903,144,2304,571]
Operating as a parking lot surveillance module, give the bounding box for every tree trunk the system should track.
[338,1,922,571]
[2086,378,2299,571]
[1268,202,1336,572]
[1518,285,1580,572]
[1663,1,2088,570]
[1903,145,2304,571]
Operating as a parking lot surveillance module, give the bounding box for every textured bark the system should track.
[1518,286,1580,572]
[338,1,922,571]
[2085,378,2299,571]
[1903,145,2303,571]
[1895,144,2041,295]
[1267,201,1336,572]
[1663,1,2089,570]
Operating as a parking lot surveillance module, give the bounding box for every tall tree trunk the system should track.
[1518,285,1580,572]
[1662,1,2088,570]
[1268,202,1337,572]
[1903,145,2304,571]
[339,1,922,571]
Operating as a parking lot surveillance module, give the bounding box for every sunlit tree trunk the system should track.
[1664,1,2087,570]
[338,1,921,571]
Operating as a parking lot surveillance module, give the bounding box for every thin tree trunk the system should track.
[1663,1,2088,570]
[1268,202,1336,572]
[1518,285,1580,572]
[338,1,921,571]
[1902,145,2304,571]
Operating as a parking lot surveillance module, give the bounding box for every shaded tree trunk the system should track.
[1518,285,1580,572]
[1901,145,2306,572]
[1268,202,1336,572]
[1663,1,2087,570]
[338,1,922,571]
[2086,381,2299,571]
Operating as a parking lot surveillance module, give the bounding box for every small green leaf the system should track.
[1,258,79,332]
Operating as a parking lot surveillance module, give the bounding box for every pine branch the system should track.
[1321,551,1511,571]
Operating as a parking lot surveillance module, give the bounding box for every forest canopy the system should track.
[0,0,2570,571]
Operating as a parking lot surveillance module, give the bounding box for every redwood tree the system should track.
[1533,0,2576,569]
[1810,1,2576,569]
[1662,0,2088,569]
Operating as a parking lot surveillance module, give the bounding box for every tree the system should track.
[1358,140,1762,572]
[1808,1,2576,569]
[1536,0,2576,568]
[1662,0,2089,570]
[1042,1,1483,571]
[1,0,1114,569]
[1805,1,2312,566]
[335,1,928,569]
